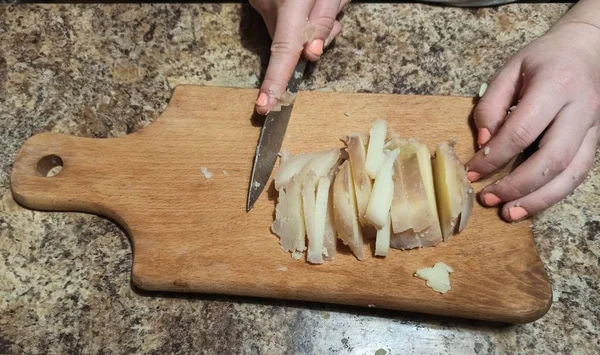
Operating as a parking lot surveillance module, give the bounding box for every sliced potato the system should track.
[322,176,337,261]
[365,148,400,229]
[333,160,364,260]
[271,188,293,252]
[272,175,306,255]
[345,134,372,226]
[365,119,387,179]
[286,176,306,254]
[274,152,319,191]
[433,141,475,239]
[375,216,391,257]
[390,140,442,249]
[297,149,342,185]
[313,176,333,263]
[303,172,322,264]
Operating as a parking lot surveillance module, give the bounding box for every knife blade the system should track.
[246,58,308,212]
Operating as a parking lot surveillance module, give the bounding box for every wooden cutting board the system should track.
[10,86,552,323]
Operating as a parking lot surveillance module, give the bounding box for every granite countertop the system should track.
[1,3,599,354]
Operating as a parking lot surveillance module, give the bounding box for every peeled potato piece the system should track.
[323,168,339,261]
[303,172,321,264]
[333,161,364,260]
[274,152,319,191]
[297,149,342,186]
[310,176,332,263]
[345,134,372,226]
[375,216,391,257]
[272,175,306,255]
[272,188,293,252]
[365,119,387,179]
[390,140,443,249]
[432,141,475,239]
[365,148,400,229]
[286,176,307,254]
[323,187,337,261]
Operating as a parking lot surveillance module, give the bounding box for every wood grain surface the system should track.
[10,86,552,323]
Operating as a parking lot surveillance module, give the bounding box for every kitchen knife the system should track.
[246,58,308,212]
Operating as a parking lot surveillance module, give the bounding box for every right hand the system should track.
[249,0,350,115]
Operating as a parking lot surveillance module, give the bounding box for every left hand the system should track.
[466,21,600,222]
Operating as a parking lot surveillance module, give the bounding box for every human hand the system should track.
[249,0,350,114]
[466,22,600,222]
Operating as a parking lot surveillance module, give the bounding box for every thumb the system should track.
[255,0,315,115]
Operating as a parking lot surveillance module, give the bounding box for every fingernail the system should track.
[508,206,528,221]
[482,193,502,206]
[467,171,481,182]
[308,39,324,57]
[478,128,491,147]
[256,92,268,107]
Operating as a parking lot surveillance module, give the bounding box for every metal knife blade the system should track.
[246,59,308,212]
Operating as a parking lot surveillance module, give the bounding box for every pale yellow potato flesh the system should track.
[433,141,475,239]
[303,172,322,264]
[365,119,387,179]
[333,161,365,260]
[375,216,391,257]
[345,134,372,226]
[365,148,400,229]
[389,140,442,249]
[272,120,475,264]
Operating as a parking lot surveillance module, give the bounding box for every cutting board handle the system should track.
[10,132,116,216]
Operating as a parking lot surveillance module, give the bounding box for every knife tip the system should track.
[246,195,256,212]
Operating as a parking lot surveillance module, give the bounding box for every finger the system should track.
[304,0,342,61]
[249,0,276,37]
[466,77,567,182]
[479,103,589,206]
[324,21,342,47]
[255,0,316,115]
[500,126,598,222]
[339,0,351,12]
[474,59,523,147]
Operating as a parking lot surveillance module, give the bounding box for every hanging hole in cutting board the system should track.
[37,154,64,177]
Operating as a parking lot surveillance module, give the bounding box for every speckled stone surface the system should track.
[1,3,599,355]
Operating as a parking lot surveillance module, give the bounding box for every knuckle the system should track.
[569,162,592,185]
[550,68,577,93]
[589,95,600,113]
[270,41,299,56]
[546,150,570,173]
[313,14,337,32]
[509,124,534,151]
[474,101,495,122]
[497,178,528,200]
[533,193,556,211]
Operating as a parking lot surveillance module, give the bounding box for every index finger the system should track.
[466,77,567,181]
[255,0,316,115]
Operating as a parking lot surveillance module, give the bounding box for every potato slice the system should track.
[272,188,293,252]
[433,141,475,239]
[308,176,332,263]
[389,139,442,249]
[365,119,387,179]
[375,216,391,257]
[333,160,364,260]
[323,185,337,261]
[286,176,306,254]
[345,134,372,226]
[274,152,319,191]
[365,148,400,229]
[302,172,321,264]
[272,175,306,255]
[297,149,342,186]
